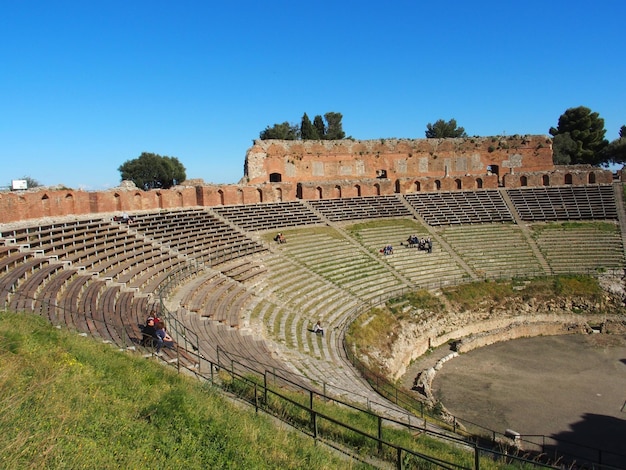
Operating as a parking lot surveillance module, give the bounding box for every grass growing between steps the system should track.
[530,220,620,237]
[442,275,605,311]
[346,218,424,239]
[262,226,347,244]
[0,312,359,470]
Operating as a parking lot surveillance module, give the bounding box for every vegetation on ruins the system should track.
[424,118,468,138]
[259,112,345,140]
[118,152,186,190]
[347,275,614,375]
[549,106,609,165]
[601,124,626,164]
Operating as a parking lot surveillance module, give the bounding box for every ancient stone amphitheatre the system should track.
[1,137,625,466]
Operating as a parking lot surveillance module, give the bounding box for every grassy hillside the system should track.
[0,311,366,469]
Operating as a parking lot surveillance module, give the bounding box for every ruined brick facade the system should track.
[0,136,615,224]
[244,135,555,185]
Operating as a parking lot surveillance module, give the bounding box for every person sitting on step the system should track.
[313,320,324,336]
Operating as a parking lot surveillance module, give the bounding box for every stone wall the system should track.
[244,135,555,185]
[0,134,616,225]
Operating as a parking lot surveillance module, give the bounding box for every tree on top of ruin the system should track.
[425,118,468,138]
[118,152,186,190]
[324,112,345,140]
[300,113,319,140]
[260,112,345,140]
[313,115,325,139]
[549,106,608,165]
[259,122,299,140]
[600,124,626,165]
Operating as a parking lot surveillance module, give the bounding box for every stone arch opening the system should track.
[64,193,74,215]
[218,189,225,205]
[542,175,550,186]
[476,178,483,189]
[269,172,282,183]
[564,174,573,185]
[333,185,342,198]
[415,181,421,192]
[296,184,303,199]
[316,186,323,199]
[354,184,361,197]
[257,188,263,203]
[434,180,441,190]
[41,194,50,216]
[520,176,528,187]
[588,172,596,184]
[455,179,462,190]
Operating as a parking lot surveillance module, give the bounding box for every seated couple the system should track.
[141,316,174,353]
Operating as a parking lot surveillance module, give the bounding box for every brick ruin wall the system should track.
[245,135,555,185]
[0,136,615,224]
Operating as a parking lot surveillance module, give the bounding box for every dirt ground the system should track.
[401,334,626,466]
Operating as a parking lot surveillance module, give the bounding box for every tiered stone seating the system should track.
[404,190,513,226]
[130,209,267,265]
[57,274,92,329]
[2,188,625,411]
[531,221,625,273]
[3,219,124,264]
[348,220,468,288]
[35,268,78,325]
[178,310,297,382]
[0,219,189,357]
[254,252,359,355]
[248,252,365,392]
[179,271,254,328]
[507,185,618,221]
[439,223,546,279]
[309,195,412,222]
[0,257,54,307]
[219,258,267,284]
[212,201,324,231]
[276,227,408,300]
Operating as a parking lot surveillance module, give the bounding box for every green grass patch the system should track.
[442,279,515,310]
[388,289,445,317]
[442,275,604,310]
[0,312,355,469]
[347,218,422,234]
[531,220,619,235]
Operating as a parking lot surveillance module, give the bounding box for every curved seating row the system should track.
[0,185,624,400]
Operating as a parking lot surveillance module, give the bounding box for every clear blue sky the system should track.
[2,1,624,190]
